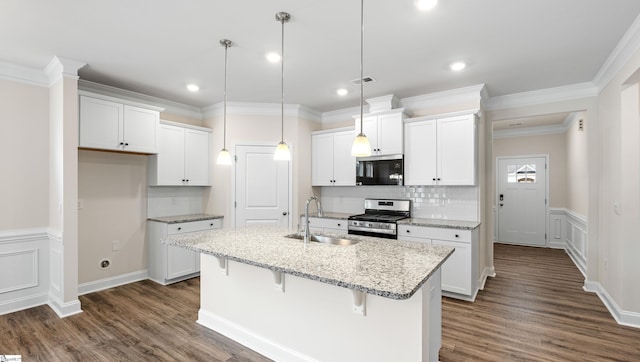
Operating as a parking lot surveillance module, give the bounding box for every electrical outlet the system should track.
[77,200,84,209]
[112,240,120,251]
[99,259,111,269]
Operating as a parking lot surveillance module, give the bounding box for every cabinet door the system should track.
[156,124,186,185]
[360,115,379,150]
[431,238,471,295]
[404,120,437,185]
[437,115,475,185]
[123,105,158,153]
[79,96,123,150]
[312,133,335,186]
[377,113,403,155]
[332,131,356,185]
[166,245,199,279]
[185,129,210,186]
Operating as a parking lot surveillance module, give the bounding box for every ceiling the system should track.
[2,1,640,113]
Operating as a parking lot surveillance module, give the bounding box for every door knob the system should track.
[282,211,288,216]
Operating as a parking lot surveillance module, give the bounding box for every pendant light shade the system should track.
[217,39,233,165]
[274,11,291,161]
[351,0,372,157]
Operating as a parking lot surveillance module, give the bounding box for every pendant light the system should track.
[273,11,292,161]
[217,39,233,165]
[351,0,372,157]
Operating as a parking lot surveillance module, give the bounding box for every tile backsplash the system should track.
[147,187,205,218]
[317,185,478,221]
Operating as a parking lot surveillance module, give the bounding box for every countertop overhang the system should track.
[163,226,453,300]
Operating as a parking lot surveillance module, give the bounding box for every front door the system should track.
[235,145,290,227]
[496,156,547,246]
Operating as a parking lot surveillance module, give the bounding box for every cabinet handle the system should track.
[177,227,182,231]
[125,143,129,146]
[119,142,124,146]
[210,223,214,226]
[432,178,436,181]
[455,234,459,238]
[437,178,441,181]
[337,223,341,227]
[406,229,410,233]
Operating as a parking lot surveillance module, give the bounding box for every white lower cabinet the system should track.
[148,218,222,285]
[398,224,479,301]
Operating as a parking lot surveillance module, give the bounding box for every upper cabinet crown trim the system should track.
[404,109,480,124]
[79,90,165,112]
[160,119,212,133]
[311,126,355,136]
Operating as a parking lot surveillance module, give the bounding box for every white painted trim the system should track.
[44,56,86,87]
[160,119,212,133]
[321,106,363,124]
[0,249,39,293]
[79,90,165,112]
[485,82,598,111]
[78,80,195,117]
[47,298,82,318]
[493,123,568,139]
[0,292,49,316]
[202,101,320,122]
[593,13,640,91]
[78,270,149,296]
[0,228,48,243]
[198,308,318,362]
[478,266,496,291]
[311,126,355,136]
[398,84,486,114]
[584,281,640,329]
[404,109,480,124]
[0,60,49,87]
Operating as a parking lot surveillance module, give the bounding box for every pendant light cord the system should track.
[223,42,228,149]
[360,0,364,135]
[280,15,285,142]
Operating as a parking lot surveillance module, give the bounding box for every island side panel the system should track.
[197,254,441,362]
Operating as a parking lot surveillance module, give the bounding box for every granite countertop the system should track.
[302,212,352,220]
[163,226,453,300]
[398,218,480,230]
[148,213,224,224]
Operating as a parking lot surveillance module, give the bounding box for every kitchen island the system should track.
[164,226,453,362]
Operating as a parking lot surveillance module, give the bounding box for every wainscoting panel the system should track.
[0,229,50,315]
[565,210,587,276]
[548,209,566,249]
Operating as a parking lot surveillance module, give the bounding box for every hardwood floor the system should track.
[440,243,640,361]
[1,244,639,361]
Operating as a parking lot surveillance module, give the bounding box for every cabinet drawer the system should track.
[167,219,222,235]
[398,225,471,242]
[307,217,348,231]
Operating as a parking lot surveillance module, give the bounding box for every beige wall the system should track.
[0,79,49,230]
[597,46,640,314]
[493,132,567,208]
[160,111,203,127]
[203,112,320,228]
[565,112,588,216]
[78,150,149,284]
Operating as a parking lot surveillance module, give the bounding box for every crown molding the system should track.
[78,79,201,119]
[399,84,486,113]
[485,82,598,111]
[593,13,640,91]
[321,106,366,124]
[44,56,86,87]
[493,123,568,139]
[0,61,49,87]
[202,101,321,121]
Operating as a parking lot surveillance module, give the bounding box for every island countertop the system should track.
[163,227,453,300]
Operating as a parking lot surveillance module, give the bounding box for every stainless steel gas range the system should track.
[348,198,411,239]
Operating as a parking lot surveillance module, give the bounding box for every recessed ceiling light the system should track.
[337,88,348,96]
[266,52,281,63]
[415,0,438,11]
[450,61,466,72]
[186,84,200,92]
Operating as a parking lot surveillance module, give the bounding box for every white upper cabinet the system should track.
[404,113,476,186]
[354,109,405,156]
[79,94,159,153]
[149,121,211,186]
[312,129,356,186]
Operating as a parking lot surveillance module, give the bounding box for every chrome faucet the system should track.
[304,195,323,244]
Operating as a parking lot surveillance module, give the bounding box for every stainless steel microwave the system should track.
[356,155,404,186]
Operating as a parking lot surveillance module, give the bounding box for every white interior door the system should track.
[497,156,547,246]
[235,145,290,227]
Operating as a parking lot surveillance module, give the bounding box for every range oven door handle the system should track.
[348,225,396,235]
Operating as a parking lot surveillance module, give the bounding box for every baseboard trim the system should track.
[0,292,49,316]
[78,269,149,296]
[197,308,317,362]
[48,298,82,318]
[565,242,587,277]
[478,266,496,290]
[584,280,640,329]
[547,240,565,249]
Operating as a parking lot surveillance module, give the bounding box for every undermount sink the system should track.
[284,233,359,246]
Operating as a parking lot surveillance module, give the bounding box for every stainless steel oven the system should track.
[348,199,411,239]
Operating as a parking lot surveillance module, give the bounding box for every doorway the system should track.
[234,145,291,227]
[496,156,548,246]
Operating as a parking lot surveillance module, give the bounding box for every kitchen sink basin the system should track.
[284,233,359,246]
